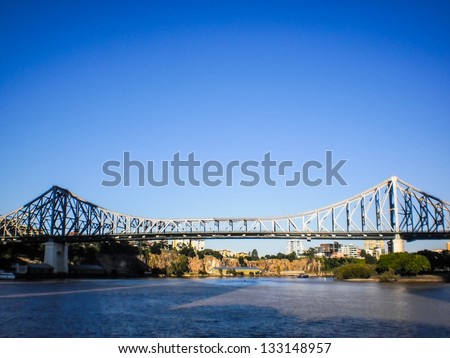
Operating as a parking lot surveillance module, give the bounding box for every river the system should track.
[0,277,449,337]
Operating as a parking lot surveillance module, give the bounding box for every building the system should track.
[364,240,385,258]
[234,252,248,258]
[219,249,234,258]
[15,263,54,276]
[172,239,205,251]
[447,242,450,251]
[338,244,359,258]
[318,242,341,257]
[287,239,304,256]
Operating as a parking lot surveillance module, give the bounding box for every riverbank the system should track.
[345,274,450,283]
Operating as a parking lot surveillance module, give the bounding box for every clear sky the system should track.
[1,1,449,255]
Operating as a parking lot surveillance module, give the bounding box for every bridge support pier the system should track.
[44,242,69,274]
[388,234,405,253]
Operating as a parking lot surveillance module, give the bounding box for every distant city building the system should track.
[172,239,205,251]
[364,240,385,258]
[235,252,248,258]
[287,239,304,256]
[338,244,359,258]
[319,242,341,257]
[219,249,234,258]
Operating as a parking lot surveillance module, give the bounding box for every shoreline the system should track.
[3,273,449,283]
[344,274,450,283]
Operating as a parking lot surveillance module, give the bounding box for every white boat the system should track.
[0,270,16,280]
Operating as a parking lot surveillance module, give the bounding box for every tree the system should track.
[377,253,431,276]
[334,263,374,280]
[364,254,377,265]
[198,249,223,260]
[168,255,189,277]
[417,250,450,272]
[149,242,163,255]
[179,246,196,258]
[286,252,296,262]
[238,256,247,267]
[305,248,316,259]
[251,249,259,260]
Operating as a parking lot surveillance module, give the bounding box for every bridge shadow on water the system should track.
[404,284,450,304]
[0,278,449,338]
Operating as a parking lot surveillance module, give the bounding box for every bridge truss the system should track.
[0,177,449,243]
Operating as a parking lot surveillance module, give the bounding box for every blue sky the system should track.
[1,1,449,255]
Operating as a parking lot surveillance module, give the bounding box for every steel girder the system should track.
[0,177,449,242]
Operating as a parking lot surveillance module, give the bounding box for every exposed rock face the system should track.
[188,255,221,273]
[148,252,179,273]
[146,251,322,275]
[247,258,321,274]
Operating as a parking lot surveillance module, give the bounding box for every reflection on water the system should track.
[0,277,449,337]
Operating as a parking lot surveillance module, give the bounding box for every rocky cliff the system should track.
[146,252,322,275]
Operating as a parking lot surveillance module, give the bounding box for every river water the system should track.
[0,277,449,337]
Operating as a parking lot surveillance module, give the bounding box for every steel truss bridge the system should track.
[0,177,449,244]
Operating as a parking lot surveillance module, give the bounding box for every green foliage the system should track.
[334,263,375,280]
[238,256,247,267]
[364,254,377,265]
[198,249,223,260]
[167,255,189,277]
[179,246,196,258]
[304,248,317,259]
[149,244,161,255]
[0,243,44,269]
[148,241,170,255]
[263,252,296,262]
[322,257,361,272]
[251,249,259,260]
[286,252,296,262]
[69,243,101,264]
[377,253,431,276]
[378,268,398,282]
[417,250,450,272]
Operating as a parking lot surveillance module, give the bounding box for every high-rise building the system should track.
[287,239,304,256]
[364,240,385,258]
[338,244,359,258]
